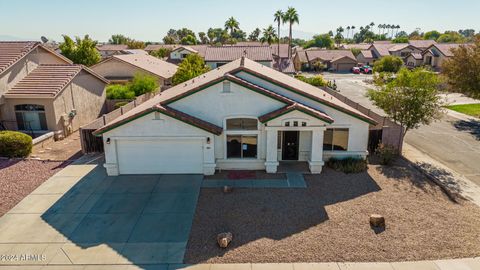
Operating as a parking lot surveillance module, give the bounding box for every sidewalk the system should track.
[3,258,480,269]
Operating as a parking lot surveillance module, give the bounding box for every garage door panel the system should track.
[117,139,203,174]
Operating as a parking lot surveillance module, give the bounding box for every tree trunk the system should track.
[289,24,292,58]
[278,21,281,59]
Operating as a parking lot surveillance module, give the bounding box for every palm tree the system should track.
[370,22,375,34]
[395,25,401,37]
[346,26,351,39]
[260,25,277,45]
[351,26,356,38]
[274,10,284,57]
[224,17,240,36]
[283,7,299,58]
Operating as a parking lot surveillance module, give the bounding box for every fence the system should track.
[321,86,404,152]
[79,92,156,153]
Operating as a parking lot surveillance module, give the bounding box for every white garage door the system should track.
[116,138,204,174]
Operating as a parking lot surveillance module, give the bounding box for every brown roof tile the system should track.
[204,46,273,62]
[259,103,333,123]
[0,41,40,74]
[305,50,356,62]
[6,64,108,98]
[110,54,178,79]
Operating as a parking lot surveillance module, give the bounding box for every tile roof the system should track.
[371,43,397,57]
[341,43,372,50]
[0,41,40,74]
[360,50,374,58]
[204,46,273,62]
[96,44,128,51]
[93,57,376,135]
[259,103,333,124]
[296,50,309,63]
[305,50,356,62]
[388,43,410,52]
[432,43,463,57]
[408,40,437,49]
[109,54,178,79]
[5,64,107,98]
[272,58,296,74]
[145,44,208,56]
[409,53,423,60]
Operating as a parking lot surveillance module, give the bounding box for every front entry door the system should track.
[282,131,299,160]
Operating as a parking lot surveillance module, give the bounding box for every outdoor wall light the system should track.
[206,137,211,144]
[106,138,111,144]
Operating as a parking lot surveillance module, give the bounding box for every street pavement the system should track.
[320,73,480,187]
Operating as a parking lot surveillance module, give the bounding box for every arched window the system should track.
[15,104,47,131]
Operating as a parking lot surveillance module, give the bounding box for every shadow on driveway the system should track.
[453,119,480,140]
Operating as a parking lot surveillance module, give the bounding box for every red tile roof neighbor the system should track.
[0,41,40,74]
[205,46,273,62]
[6,64,108,98]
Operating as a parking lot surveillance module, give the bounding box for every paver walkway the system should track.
[0,157,202,266]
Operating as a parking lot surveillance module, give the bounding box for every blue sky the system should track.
[1,0,479,42]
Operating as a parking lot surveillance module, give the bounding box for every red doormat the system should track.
[227,170,256,179]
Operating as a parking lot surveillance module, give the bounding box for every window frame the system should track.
[323,128,349,151]
[224,116,260,160]
[14,104,48,131]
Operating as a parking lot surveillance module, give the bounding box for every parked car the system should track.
[360,65,372,74]
[352,67,361,74]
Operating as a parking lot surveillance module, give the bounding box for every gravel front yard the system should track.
[0,159,69,216]
[185,160,480,263]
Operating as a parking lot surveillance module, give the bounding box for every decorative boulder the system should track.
[223,186,233,193]
[370,214,385,228]
[217,232,233,248]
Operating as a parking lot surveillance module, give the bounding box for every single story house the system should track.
[356,50,375,65]
[91,54,178,87]
[204,46,274,69]
[93,57,376,176]
[96,44,129,58]
[370,43,422,59]
[0,41,108,138]
[405,53,424,68]
[294,50,358,72]
[422,43,462,70]
[408,40,437,51]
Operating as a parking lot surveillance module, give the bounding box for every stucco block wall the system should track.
[91,59,165,86]
[53,71,106,134]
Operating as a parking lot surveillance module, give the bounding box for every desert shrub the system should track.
[295,75,327,87]
[0,131,33,158]
[106,84,135,100]
[326,157,367,173]
[375,143,398,165]
[114,101,129,109]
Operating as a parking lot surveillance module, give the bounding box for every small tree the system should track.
[442,37,480,98]
[59,35,101,66]
[129,73,159,96]
[106,84,135,99]
[373,55,403,73]
[150,48,172,58]
[367,68,443,146]
[172,54,210,85]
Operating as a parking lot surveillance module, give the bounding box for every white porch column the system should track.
[265,128,279,173]
[103,137,119,176]
[309,127,326,174]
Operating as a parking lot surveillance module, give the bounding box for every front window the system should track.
[323,128,349,151]
[225,118,259,159]
[15,104,47,131]
[227,135,257,158]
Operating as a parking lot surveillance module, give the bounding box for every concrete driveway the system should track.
[0,158,202,267]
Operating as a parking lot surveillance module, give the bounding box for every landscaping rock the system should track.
[370,214,385,227]
[223,186,233,193]
[217,232,233,248]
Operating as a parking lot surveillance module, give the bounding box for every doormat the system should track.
[227,170,256,179]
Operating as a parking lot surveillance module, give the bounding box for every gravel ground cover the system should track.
[0,159,69,216]
[185,160,480,263]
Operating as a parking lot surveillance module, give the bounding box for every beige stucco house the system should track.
[422,43,462,70]
[294,50,358,72]
[91,54,178,87]
[0,41,108,138]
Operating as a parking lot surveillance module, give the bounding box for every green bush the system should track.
[373,55,404,73]
[0,131,33,158]
[295,75,327,87]
[129,73,159,96]
[326,157,367,173]
[106,84,135,100]
[375,143,397,165]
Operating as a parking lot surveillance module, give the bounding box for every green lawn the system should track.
[445,103,480,118]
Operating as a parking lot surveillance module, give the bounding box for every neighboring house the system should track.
[91,54,178,87]
[120,49,148,55]
[168,46,203,64]
[422,43,462,70]
[294,50,358,72]
[356,50,375,65]
[94,57,375,176]
[96,44,129,58]
[408,40,437,50]
[405,53,424,68]
[370,43,422,59]
[204,46,273,68]
[0,41,108,138]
